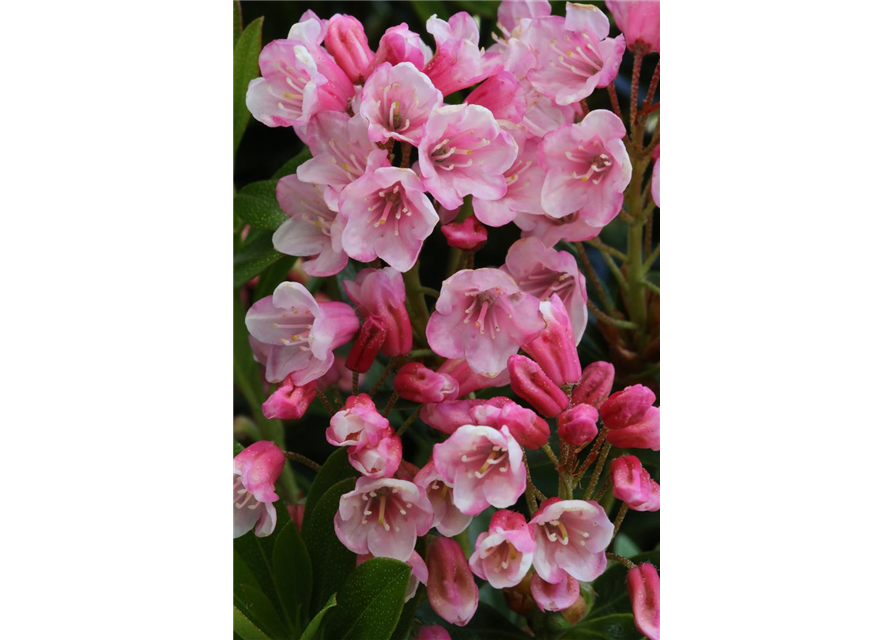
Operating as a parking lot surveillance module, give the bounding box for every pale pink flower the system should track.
[508,354,568,418]
[606,0,660,54]
[246,282,358,384]
[433,425,527,515]
[356,550,428,602]
[557,404,599,447]
[324,14,374,83]
[652,143,660,207]
[521,88,581,139]
[530,571,580,612]
[418,626,451,640]
[466,72,527,124]
[628,562,660,640]
[350,431,402,480]
[427,268,545,377]
[326,394,390,449]
[441,216,488,251]
[419,104,519,210]
[530,498,612,583]
[611,455,660,511]
[526,3,625,105]
[423,13,489,97]
[368,24,432,73]
[394,363,460,404]
[361,62,443,146]
[427,537,480,626]
[339,167,440,272]
[414,461,473,537]
[521,295,583,385]
[498,0,552,34]
[436,359,511,397]
[572,361,615,408]
[233,442,285,538]
[334,476,434,561]
[514,208,608,247]
[469,400,549,450]
[469,510,536,588]
[262,376,317,420]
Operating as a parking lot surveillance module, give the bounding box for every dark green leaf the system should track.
[561,613,643,640]
[234,440,245,457]
[235,231,284,288]
[234,17,263,155]
[235,181,288,230]
[273,148,312,180]
[418,603,530,640]
[452,0,498,18]
[300,594,336,640]
[239,583,290,639]
[390,536,427,640]
[234,549,260,611]
[254,255,296,302]
[322,558,410,640]
[303,449,358,525]
[586,550,660,619]
[234,606,273,640]
[233,502,293,605]
[233,1,243,47]
[273,523,313,629]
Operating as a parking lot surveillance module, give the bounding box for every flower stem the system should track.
[315,389,334,417]
[283,450,322,471]
[396,406,422,436]
[584,441,612,500]
[606,552,635,569]
[370,357,402,397]
[383,390,400,418]
[403,262,430,346]
[613,503,629,536]
[352,370,359,396]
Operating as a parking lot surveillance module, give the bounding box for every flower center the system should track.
[360,486,412,532]
[461,444,510,478]
[326,138,366,180]
[430,130,491,172]
[549,35,604,78]
[233,476,261,510]
[270,317,315,349]
[463,288,513,338]
[366,183,413,235]
[274,61,311,117]
[520,267,575,300]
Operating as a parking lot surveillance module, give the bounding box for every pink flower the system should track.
[326,394,390,448]
[508,354,568,418]
[339,167,440,272]
[433,425,527,515]
[530,498,612,583]
[368,24,431,73]
[520,295,582,387]
[497,0,553,35]
[350,430,402,479]
[526,3,625,105]
[652,143,660,207]
[345,316,387,373]
[611,455,660,511]
[419,104,519,210]
[334,476,434,561]
[607,406,660,451]
[530,571,580,612]
[514,208,608,247]
[469,510,536,588]
[466,72,527,124]
[262,376,317,420]
[418,625,451,640]
[521,89,581,139]
[427,268,545,377]
[436,359,511,397]
[394,363,460,404]
[572,361,615,408]
[234,442,285,538]
[557,404,599,447]
[423,13,489,97]
[324,14,374,83]
[628,562,660,640]
[427,537,479,626]
[505,238,588,344]
[361,62,443,146]
[274,175,348,277]
[606,0,660,54]
[357,550,428,602]
[441,216,488,251]
[470,399,550,450]
[420,398,505,435]
[246,282,359,384]
[414,461,473,537]
[600,384,655,429]
[317,354,355,393]
[539,110,632,226]
[344,267,413,357]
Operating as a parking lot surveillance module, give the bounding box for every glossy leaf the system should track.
[233,1,243,47]
[234,181,288,231]
[234,606,273,640]
[322,558,410,640]
[273,523,313,628]
[234,17,263,154]
[300,594,336,640]
[561,613,644,640]
[303,448,358,525]
[234,231,284,288]
[586,550,660,619]
[239,583,289,639]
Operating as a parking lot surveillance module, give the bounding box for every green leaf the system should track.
[233,502,292,605]
[418,603,530,640]
[273,523,313,629]
[303,449,358,525]
[234,440,245,457]
[234,606,273,640]
[234,17,263,155]
[235,181,288,230]
[561,613,643,640]
[586,550,660,619]
[233,1,243,47]
[390,537,427,640]
[254,255,296,301]
[304,477,358,613]
[234,549,261,610]
[273,148,312,180]
[322,558,410,640]
[300,594,336,640]
[239,583,290,639]
[235,231,284,288]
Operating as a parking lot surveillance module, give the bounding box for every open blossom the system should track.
[530,571,580,612]
[611,455,660,511]
[469,510,536,588]
[368,23,432,73]
[514,208,609,247]
[324,14,374,82]
[526,3,625,105]
[466,72,527,124]
[423,13,488,97]
[427,537,480,626]
[573,361,615,408]
[394,363,459,404]
[427,268,545,377]
[334,476,433,561]
[246,282,358,384]
[414,461,473,536]
[326,394,390,448]
[361,62,443,145]
[433,425,527,515]
[262,376,316,420]
[419,104,519,211]
[521,295,583,386]
[606,0,660,53]
[234,442,285,538]
[530,498,613,583]
[628,562,660,640]
[497,0,552,36]
[343,267,413,357]
[339,167,440,272]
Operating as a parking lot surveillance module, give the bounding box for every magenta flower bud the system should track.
[611,455,660,511]
[606,0,660,54]
[606,406,660,451]
[470,399,550,450]
[627,562,660,640]
[572,361,615,409]
[233,442,286,538]
[367,23,429,75]
[436,359,511,397]
[346,317,387,373]
[557,404,599,447]
[522,295,582,387]
[530,571,580,612]
[601,384,656,430]
[466,71,527,124]
[344,267,413,357]
[324,14,374,83]
[262,376,317,420]
[394,362,460,404]
[418,625,451,640]
[427,537,479,626]
[441,216,488,251]
[508,355,569,418]
[420,397,510,435]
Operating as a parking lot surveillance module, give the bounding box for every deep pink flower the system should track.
[530,498,612,583]
[652,143,660,207]
[628,562,660,640]
[234,442,285,538]
[344,267,413,357]
[530,571,580,612]
[349,431,402,480]
[436,359,511,397]
[414,461,473,537]
[368,24,431,73]
[607,406,660,451]
[469,510,536,588]
[508,354,568,418]
[427,537,480,626]
[418,625,451,640]
[420,398,506,435]
[357,549,428,602]
[520,295,582,386]
[339,167,440,272]
[423,13,489,97]
[324,14,374,83]
[427,268,545,377]
[394,363,460,404]
[360,62,443,145]
[334,476,434,561]
[246,282,359,384]
[466,72,527,124]
[419,104,519,211]
[557,404,599,447]
[601,384,655,429]
[611,455,660,511]
[262,376,317,420]
[526,3,625,105]
[470,400,550,450]
[345,316,387,373]
[606,0,660,54]
[441,216,488,251]
[433,425,527,515]
[326,394,390,448]
[572,361,615,408]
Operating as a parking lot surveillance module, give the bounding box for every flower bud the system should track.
[611,455,660,511]
[605,0,660,54]
[324,14,374,82]
[470,400,549,450]
[343,267,413,357]
[367,23,428,74]
[466,71,526,123]
[442,216,488,251]
[394,363,460,404]
[418,626,451,640]
[262,376,317,420]
[606,406,660,451]
[420,397,510,435]
[530,571,580,612]
[427,537,479,626]
[557,404,599,447]
[437,358,511,397]
[601,384,656,429]
[503,572,536,618]
[349,430,402,479]
[508,355,569,418]
[571,361,615,409]
[627,562,660,640]
[346,317,387,373]
[522,295,582,387]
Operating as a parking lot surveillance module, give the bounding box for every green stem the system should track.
[584,442,612,500]
[396,406,422,436]
[613,503,629,537]
[606,552,635,569]
[626,221,648,348]
[283,450,322,471]
[642,279,660,296]
[643,243,660,271]
[402,262,429,346]
[588,300,637,330]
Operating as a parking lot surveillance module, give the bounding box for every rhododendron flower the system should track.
[521,89,581,139]
[601,384,655,429]
[469,399,549,450]
[419,104,519,210]
[652,143,660,207]
[526,3,625,105]
[262,376,316,420]
[423,13,488,97]
[233,442,285,538]
[436,359,511,397]
[324,14,374,83]
[611,455,660,511]
[628,562,660,640]
[433,425,527,515]
[343,267,413,357]
[334,476,434,561]
[326,394,399,477]
[466,72,527,124]
[427,537,479,626]
[557,404,599,447]
[360,62,443,145]
[427,268,545,377]
[420,398,508,435]
[530,498,612,583]
[368,24,432,73]
[246,282,358,384]
[497,0,552,36]
[418,625,451,640]
[357,550,428,602]
[339,167,440,272]
[608,406,660,450]
[349,430,402,479]
[414,461,473,536]
[394,363,459,404]
[508,354,568,417]
[530,571,580,612]
[521,295,583,385]
[606,0,660,54]
[514,208,608,247]
[441,216,488,251]
[572,361,615,408]
[469,510,536,588]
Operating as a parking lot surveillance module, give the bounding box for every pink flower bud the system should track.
[326,394,390,448]
[627,562,660,640]
[420,397,510,435]
[606,406,660,451]
[350,430,402,479]
[367,23,429,74]
[233,442,285,538]
[262,376,317,420]
[427,537,479,626]
[469,510,536,588]
[466,71,527,124]
[470,400,550,450]
[606,0,660,54]
[394,363,460,404]
[324,14,374,83]
[436,359,511,397]
[508,355,569,418]
[611,456,660,511]
[418,625,451,640]
[522,295,582,387]
[441,216,488,251]
[344,267,413,357]
[557,404,599,447]
[572,361,615,409]
[346,317,387,373]
[601,384,656,429]
[530,571,580,612]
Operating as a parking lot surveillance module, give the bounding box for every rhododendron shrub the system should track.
[233,2,659,638]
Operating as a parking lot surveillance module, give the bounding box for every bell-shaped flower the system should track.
[326,393,390,448]
[557,404,599,447]
[324,14,374,83]
[466,72,527,124]
[530,571,580,612]
[423,13,489,97]
[234,442,285,538]
[349,430,402,479]
[418,625,451,640]
[572,361,615,408]
[420,398,504,435]
[469,510,536,588]
[360,62,443,145]
[344,267,413,357]
[606,0,660,54]
[607,406,660,451]
[514,208,608,247]
[611,455,660,511]
[436,358,511,397]
[368,23,432,74]
[441,216,488,251]
[508,354,568,417]
[394,363,460,404]
[469,399,550,450]
[521,295,582,386]
[530,498,612,583]
[414,461,473,537]
[627,562,660,640]
[427,537,480,626]
[262,376,317,420]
